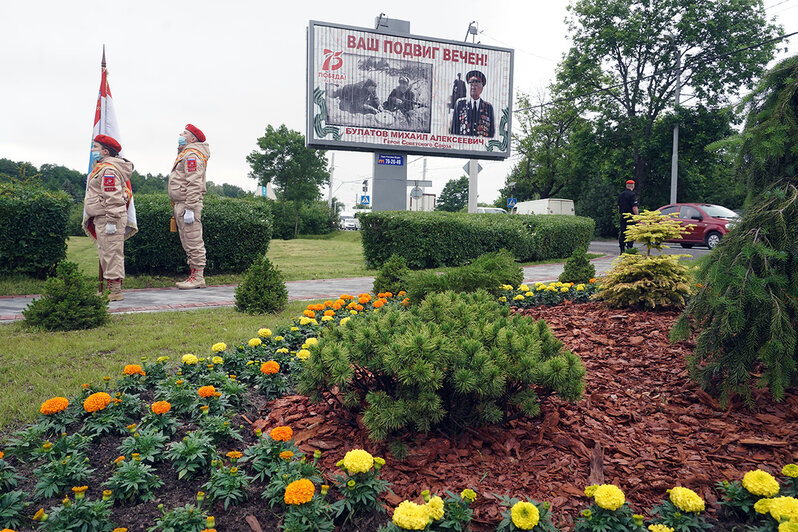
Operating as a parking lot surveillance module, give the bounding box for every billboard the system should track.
[307,21,513,160]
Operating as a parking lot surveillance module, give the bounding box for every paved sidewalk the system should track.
[0,255,617,322]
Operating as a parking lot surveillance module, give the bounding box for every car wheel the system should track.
[706,231,722,249]
[680,243,694,249]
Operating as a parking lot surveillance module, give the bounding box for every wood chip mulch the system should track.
[266,302,798,531]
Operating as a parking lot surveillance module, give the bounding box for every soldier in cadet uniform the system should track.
[169,124,211,289]
[450,70,495,138]
[82,134,137,301]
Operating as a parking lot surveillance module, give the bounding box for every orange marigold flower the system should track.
[332,303,342,310]
[323,309,335,317]
[313,304,325,311]
[83,392,111,413]
[261,361,280,375]
[384,292,394,298]
[123,364,145,376]
[72,486,88,493]
[114,455,125,464]
[398,291,406,296]
[696,283,703,288]
[358,296,370,305]
[198,386,216,398]
[0,451,4,460]
[40,397,69,415]
[226,451,242,460]
[280,451,294,460]
[589,278,596,284]
[335,299,346,306]
[151,401,171,415]
[284,478,315,505]
[340,294,354,301]
[270,426,293,442]
[324,300,334,307]
[401,298,410,307]
[354,304,364,311]
[373,300,385,308]
[303,310,315,318]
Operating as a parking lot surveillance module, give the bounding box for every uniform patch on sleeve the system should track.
[103,174,116,191]
[187,157,198,172]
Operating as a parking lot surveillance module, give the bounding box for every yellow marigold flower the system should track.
[114,455,125,464]
[340,317,351,326]
[33,508,46,521]
[83,392,111,413]
[536,284,546,291]
[248,338,262,347]
[284,478,315,505]
[275,347,289,354]
[113,529,128,532]
[40,397,69,415]
[274,335,284,341]
[779,522,798,532]
[157,356,169,363]
[280,451,294,460]
[305,337,318,346]
[513,294,525,301]
[321,315,333,322]
[783,464,798,478]
[743,469,780,497]
[754,498,772,514]
[501,284,513,290]
[426,496,445,520]
[668,486,705,513]
[123,364,145,376]
[211,342,227,353]
[198,385,216,398]
[297,349,311,360]
[768,497,798,523]
[510,501,540,530]
[211,356,223,365]
[260,361,280,374]
[182,354,198,365]
[258,328,272,338]
[560,287,569,292]
[151,401,171,415]
[392,500,431,530]
[519,284,529,291]
[648,525,675,532]
[577,284,585,291]
[342,449,374,474]
[270,426,293,442]
[499,296,508,303]
[299,317,312,325]
[460,489,477,502]
[584,485,598,497]
[593,484,625,510]
[72,485,88,493]
[226,451,242,460]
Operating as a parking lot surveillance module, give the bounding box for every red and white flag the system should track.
[83,46,138,238]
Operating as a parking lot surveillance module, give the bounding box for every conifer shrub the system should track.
[298,290,585,441]
[234,254,288,314]
[595,210,692,309]
[405,250,523,304]
[372,254,411,295]
[22,261,109,331]
[671,56,798,405]
[558,246,596,284]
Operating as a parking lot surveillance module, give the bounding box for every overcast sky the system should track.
[1,1,797,210]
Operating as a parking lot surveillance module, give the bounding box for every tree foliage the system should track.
[436,175,469,212]
[671,56,798,406]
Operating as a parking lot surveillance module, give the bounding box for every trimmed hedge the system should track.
[359,211,595,268]
[124,194,272,275]
[269,200,336,239]
[0,183,71,278]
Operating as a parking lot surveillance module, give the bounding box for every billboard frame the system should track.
[306,20,514,161]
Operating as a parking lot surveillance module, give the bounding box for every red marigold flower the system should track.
[198,386,216,398]
[40,397,69,415]
[83,392,111,413]
[151,401,171,415]
[123,364,145,376]
[284,478,315,505]
[260,361,280,375]
[270,426,293,442]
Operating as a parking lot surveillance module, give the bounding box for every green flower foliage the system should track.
[105,456,164,502]
[671,56,798,405]
[147,503,208,532]
[372,254,411,295]
[118,428,169,463]
[234,254,288,314]
[22,260,109,331]
[166,430,215,480]
[0,490,27,528]
[39,494,115,532]
[298,290,585,441]
[33,452,94,498]
[596,210,693,309]
[201,462,250,510]
[559,246,596,284]
[406,250,523,304]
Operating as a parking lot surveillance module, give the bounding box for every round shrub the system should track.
[558,247,596,284]
[234,255,288,314]
[22,261,109,331]
[124,194,272,275]
[372,254,411,295]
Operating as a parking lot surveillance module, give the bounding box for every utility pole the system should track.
[670,51,681,204]
[328,152,335,210]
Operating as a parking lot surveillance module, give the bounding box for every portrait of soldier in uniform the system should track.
[450,70,495,138]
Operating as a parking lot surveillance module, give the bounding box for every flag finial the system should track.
[101,45,106,69]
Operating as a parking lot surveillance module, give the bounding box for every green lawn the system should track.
[0,302,315,432]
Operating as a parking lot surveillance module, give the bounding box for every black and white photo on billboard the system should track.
[324,53,433,133]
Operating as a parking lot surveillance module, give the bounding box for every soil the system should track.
[6,302,797,531]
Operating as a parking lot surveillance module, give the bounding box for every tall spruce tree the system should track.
[671,56,798,405]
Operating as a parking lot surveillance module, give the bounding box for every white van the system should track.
[510,199,575,215]
[476,207,507,214]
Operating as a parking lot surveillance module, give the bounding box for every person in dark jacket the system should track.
[617,179,640,253]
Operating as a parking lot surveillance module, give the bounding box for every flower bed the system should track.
[498,281,601,308]
[1,296,797,531]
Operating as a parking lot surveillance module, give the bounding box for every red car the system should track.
[655,203,739,249]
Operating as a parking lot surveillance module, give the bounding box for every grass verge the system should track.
[0,301,314,432]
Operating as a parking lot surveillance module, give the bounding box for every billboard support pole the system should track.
[328,152,335,210]
[468,159,478,213]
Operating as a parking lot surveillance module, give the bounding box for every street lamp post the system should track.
[669,45,681,205]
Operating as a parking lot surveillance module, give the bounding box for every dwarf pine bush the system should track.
[558,246,596,284]
[372,254,411,295]
[234,254,288,314]
[298,290,585,441]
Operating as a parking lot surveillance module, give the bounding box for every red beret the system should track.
[626,180,635,184]
[185,124,206,142]
[94,134,121,153]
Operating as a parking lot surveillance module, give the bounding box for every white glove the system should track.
[183,209,195,224]
[105,223,117,235]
